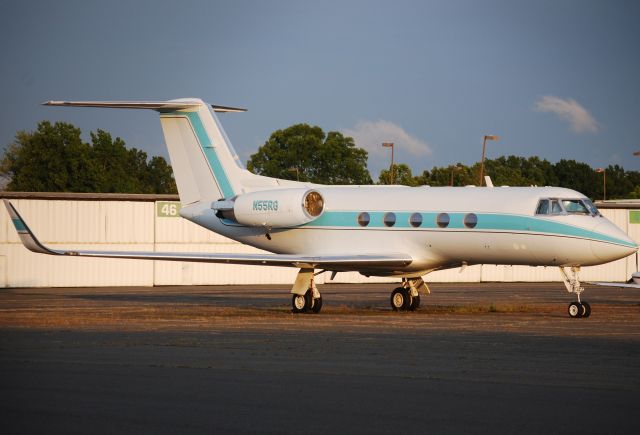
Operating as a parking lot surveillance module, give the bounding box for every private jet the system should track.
[5,98,638,317]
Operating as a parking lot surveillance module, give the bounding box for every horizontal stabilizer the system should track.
[43,100,246,112]
[4,201,412,271]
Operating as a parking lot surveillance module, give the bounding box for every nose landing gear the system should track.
[560,267,591,318]
[568,301,591,318]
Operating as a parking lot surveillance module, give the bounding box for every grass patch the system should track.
[424,303,535,314]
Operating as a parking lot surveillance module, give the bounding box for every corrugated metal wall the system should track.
[1,197,637,287]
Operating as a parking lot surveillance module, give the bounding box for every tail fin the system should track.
[44,99,249,204]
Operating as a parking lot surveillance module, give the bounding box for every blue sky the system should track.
[1,0,639,179]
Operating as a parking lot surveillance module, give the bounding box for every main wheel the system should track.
[390,287,411,311]
[568,302,582,318]
[581,301,591,318]
[409,295,420,311]
[292,290,313,313]
[311,296,323,313]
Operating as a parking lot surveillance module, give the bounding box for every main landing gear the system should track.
[290,268,322,314]
[560,266,591,318]
[291,288,322,314]
[390,277,430,312]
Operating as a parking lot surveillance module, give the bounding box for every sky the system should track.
[1,0,639,179]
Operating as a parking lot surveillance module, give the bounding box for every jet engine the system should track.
[212,188,325,228]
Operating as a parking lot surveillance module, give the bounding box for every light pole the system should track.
[596,168,606,200]
[382,142,395,184]
[450,165,462,186]
[479,135,498,186]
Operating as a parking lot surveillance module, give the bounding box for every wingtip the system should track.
[3,200,57,255]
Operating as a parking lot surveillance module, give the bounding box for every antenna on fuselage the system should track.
[484,176,494,188]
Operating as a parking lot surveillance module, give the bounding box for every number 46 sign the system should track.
[156,201,181,218]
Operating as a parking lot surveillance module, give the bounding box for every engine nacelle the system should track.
[213,188,325,228]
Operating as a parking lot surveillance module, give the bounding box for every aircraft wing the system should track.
[586,282,640,289]
[4,200,412,270]
[586,272,640,288]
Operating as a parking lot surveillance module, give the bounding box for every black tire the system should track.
[292,290,313,313]
[390,287,411,311]
[409,295,420,311]
[568,302,582,318]
[311,296,323,313]
[581,301,591,318]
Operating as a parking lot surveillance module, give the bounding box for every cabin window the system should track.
[357,212,370,227]
[409,213,422,228]
[464,213,478,229]
[535,199,550,215]
[436,213,450,228]
[383,212,396,227]
[550,200,563,214]
[562,199,590,215]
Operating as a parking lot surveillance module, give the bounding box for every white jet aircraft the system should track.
[5,98,638,318]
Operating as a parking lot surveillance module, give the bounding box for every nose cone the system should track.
[590,220,638,263]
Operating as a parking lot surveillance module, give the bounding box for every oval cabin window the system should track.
[409,213,422,228]
[383,212,396,227]
[464,213,478,229]
[436,213,450,228]
[357,212,370,227]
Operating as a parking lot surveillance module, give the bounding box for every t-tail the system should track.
[43,99,279,205]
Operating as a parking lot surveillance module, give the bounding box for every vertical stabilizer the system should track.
[44,98,249,205]
[159,99,245,204]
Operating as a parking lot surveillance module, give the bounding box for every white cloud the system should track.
[342,120,432,157]
[534,95,599,134]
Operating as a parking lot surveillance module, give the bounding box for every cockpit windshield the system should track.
[561,199,590,214]
[535,198,599,216]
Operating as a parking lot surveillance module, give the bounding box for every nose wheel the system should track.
[560,267,591,318]
[568,301,591,318]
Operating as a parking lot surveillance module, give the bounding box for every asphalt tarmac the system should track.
[1,282,639,434]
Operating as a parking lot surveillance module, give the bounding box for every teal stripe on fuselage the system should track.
[160,111,235,198]
[303,211,635,247]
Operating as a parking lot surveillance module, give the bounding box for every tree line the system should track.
[377,157,640,200]
[1,120,638,200]
[247,124,640,200]
[1,121,176,193]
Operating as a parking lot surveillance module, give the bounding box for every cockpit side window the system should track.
[551,200,563,214]
[535,199,550,215]
[582,198,600,216]
[562,199,590,215]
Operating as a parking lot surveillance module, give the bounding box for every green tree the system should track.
[247,123,372,184]
[145,156,177,194]
[1,121,176,194]
[1,121,98,192]
[378,163,419,186]
[416,164,476,186]
[552,159,598,199]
